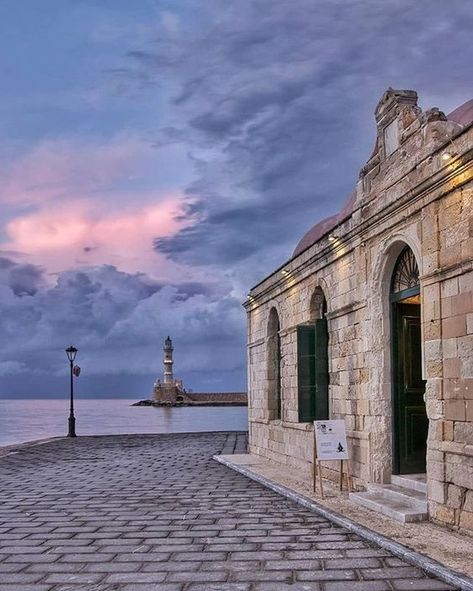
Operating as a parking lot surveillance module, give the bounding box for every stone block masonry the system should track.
[0,434,458,590]
[244,89,473,531]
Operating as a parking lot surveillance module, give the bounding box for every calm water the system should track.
[0,399,248,447]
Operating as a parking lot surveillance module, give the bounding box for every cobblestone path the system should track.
[0,432,456,591]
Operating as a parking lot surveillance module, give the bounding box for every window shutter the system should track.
[297,325,316,422]
[314,318,329,420]
[277,332,281,418]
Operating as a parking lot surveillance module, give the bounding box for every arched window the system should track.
[267,308,281,420]
[297,288,329,422]
[310,288,327,321]
[391,246,420,302]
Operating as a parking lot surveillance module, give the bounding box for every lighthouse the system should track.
[163,336,174,384]
[145,334,246,407]
[152,336,185,403]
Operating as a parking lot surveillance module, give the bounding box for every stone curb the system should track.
[214,454,473,591]
[0,431,248,455]
[0,436,66,457]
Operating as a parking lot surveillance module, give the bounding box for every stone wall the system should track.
[245,89,473,531]
[187,392,248,404]
[423,185,473,530]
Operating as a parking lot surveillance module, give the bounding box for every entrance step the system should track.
[349,474,428,523]
[390,473,427,494]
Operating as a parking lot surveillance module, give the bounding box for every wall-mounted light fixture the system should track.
[281,269,290,277]
[441,151,457,161]
[328,233,338,242]
[441,138,458,162]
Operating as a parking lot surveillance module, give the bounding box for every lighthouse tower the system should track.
[152,336,185,403]
[163,336,174,384]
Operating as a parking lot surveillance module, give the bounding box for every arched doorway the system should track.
[267,308,281,420]
[391,246,427,474]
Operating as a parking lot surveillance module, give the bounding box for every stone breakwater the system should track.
[133,391,247,407]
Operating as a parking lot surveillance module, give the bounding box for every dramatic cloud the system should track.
[1,0,472,396]
[3,196,189,278]
[123,0,473,275]
[7,263,45,297]
[0,257,45,297]
[0,264,245,394]
[0,133,196,279]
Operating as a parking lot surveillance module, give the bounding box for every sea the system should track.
[0,399,248,448]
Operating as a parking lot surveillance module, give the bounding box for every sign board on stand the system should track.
[313,419,352,497]
[314,420,349,460]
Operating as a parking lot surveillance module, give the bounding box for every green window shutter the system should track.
[297,325,316,422]
[314,318,329,420]
[297,319,329,422]
[277,333,281,418]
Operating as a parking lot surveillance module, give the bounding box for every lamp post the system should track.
[65,346,78,437]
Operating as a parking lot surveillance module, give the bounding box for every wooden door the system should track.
[392,303,428,474]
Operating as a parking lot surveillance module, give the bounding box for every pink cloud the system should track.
[0,134,155,207]
[2,196,190,279]
[0,132,192,206]
[0,132,197,280]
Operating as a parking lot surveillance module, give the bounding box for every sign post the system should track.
[313,419,352,497]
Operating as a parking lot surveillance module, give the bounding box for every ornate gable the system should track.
[359,88,461,198]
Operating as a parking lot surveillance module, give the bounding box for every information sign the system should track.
[314,419,349,461]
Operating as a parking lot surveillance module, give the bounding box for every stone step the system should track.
[349,490,428,523]
[391,473,427,494]
[367,483,427,509]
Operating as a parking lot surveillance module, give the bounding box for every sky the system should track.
[0,0,472,399]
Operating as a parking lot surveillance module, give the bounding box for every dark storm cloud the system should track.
[0,257,15,269]
[155,204,286,264]
[0,257,45,297]
[0,265,245,389]
[8,263,44,296]
[122,0,473,270]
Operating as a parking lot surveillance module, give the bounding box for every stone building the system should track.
[244,89,473,530]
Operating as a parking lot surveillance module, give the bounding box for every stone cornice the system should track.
[244,138,473,310]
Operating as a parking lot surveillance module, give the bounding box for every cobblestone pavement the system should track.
[0,432,457,591]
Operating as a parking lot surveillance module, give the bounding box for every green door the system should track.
[392,303,428,474]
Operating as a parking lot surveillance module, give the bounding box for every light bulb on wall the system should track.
[441,152,455,161]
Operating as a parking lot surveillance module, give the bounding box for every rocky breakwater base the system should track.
[133,391,248,407]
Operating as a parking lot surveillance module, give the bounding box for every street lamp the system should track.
[65,346,78,437]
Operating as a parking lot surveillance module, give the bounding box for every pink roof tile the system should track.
[447,98,473,127]
[292,190,356,257]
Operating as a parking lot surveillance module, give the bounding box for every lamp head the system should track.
[65,346,78,363]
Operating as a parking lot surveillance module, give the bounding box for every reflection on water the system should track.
[0,399,248,447]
